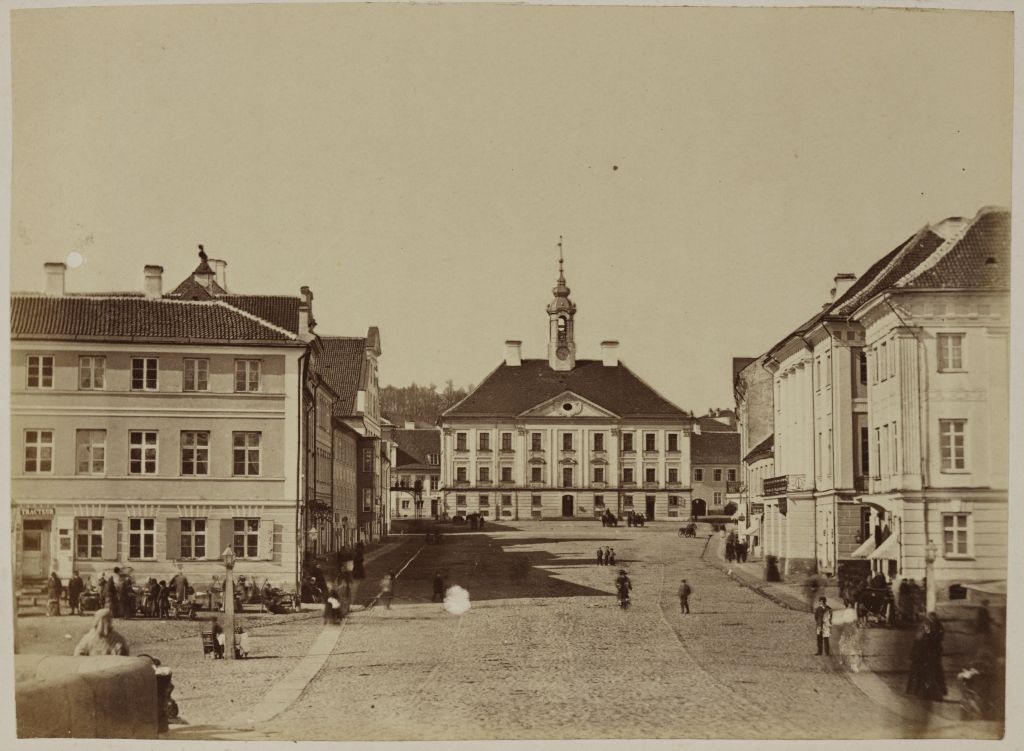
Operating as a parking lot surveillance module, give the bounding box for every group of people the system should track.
[624,511,646,527]
[838,571,927,628]
[724,532,749,563]
[47,567,192,618]
[596,546,617,566]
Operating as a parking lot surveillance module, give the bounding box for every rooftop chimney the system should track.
[504,340,522,367]
[143,265,163,299]
[44,262,66,296]
[830,273,857,302]
[209,258,228,292]
[298,285,315,342]
[601,340,619,367]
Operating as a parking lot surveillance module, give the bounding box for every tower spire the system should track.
[547,234,576,371]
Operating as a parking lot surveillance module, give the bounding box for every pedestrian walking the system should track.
[47,570,63,617]
[380,570,395,610]
[814,596,833,656]
[432,571,446,602]
[607,548,616,566]
[324,589,342,625]
[615,569,632,609]
[68,570,84,616]
[922,612,947,700]
[678,579,692,614]
[73,608,129,656]
[596,547,604,566]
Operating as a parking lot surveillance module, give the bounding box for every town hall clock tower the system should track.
[546,238,577,372]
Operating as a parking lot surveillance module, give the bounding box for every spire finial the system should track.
[557,235,565,282]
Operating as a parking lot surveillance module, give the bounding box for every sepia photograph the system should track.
[2,0,1018,747]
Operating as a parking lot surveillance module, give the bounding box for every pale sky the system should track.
[9,4,1013,412]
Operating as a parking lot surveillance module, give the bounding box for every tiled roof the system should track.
[10,297,299,343]
[316,337,366,416]
[691,431,741,465]
[392,429,441,469]
[829,229,946,317]
[901,208,1010,290]
[168,276,227,299]
[743,434,774,465]
[697,416,735,433]
[767,207,1010,358]
[220,296,300,334]
[444,359,688,418]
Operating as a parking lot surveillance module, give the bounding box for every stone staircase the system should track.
[17,581,49,614]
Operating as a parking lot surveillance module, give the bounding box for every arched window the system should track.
[557,316,567,342]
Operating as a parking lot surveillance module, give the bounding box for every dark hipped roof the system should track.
[317,336,366,416]
[743,434,774,465]
[444,359,687,418]
[219,296,301,334]
[691,431,741,465]
[392,429,441,470]
[766,207,1010,359]
[10,297,298,343]
[903,209,1010,289]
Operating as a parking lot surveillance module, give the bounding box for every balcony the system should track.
[762,474,807,497]
[726,481,744,494]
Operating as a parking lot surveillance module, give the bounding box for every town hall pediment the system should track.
[518,391,619,420]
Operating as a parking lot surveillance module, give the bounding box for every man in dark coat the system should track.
[432,571,446,602]
[68,571,84,615]
[814,597,833,656]
[678,579,692,614]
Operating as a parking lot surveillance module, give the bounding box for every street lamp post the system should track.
[222,547,236,660]
[924,538,938,614]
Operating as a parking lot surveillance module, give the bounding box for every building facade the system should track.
[386,425,442,519]
[749,206,1008,593]
[689,431,741,517]
[439,257,693,521]
[12,256,312,593]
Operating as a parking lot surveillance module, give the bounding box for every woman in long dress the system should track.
[47,571,63,617]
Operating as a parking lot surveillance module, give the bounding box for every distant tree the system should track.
[723,501,739,517]
[381,381,471,426]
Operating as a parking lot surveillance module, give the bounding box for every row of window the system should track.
[396,475,441,491]
[75,517,264,560]
[453,465,735,484]
[455,431,683,453]
[868,333,964,386]
[25,355,265,393]
[23,429,262,476]
[452,494,687,508]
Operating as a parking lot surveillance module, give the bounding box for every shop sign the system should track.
[19,506,55,517]
[751,503,764,516]
[778,498,788,516]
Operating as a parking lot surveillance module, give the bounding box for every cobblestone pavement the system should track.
[230,520,979,742]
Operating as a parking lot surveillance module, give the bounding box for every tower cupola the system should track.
[547,237,577,371]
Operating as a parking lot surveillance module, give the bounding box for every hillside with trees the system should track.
[381,380,472,428]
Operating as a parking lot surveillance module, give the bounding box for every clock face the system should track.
[557,347,570,360]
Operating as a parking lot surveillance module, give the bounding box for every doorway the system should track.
[430,499,438,518]
[691,498,707,518]
[22,520,51,579]
[561,495,574,517]
[645,497,656,520]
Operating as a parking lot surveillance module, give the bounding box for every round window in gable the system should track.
[562,403,574,412]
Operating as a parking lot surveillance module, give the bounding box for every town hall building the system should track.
[439,254,693,521]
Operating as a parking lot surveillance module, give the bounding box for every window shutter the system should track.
[166,518,181,561]
[218,518,235,559]
[102,518,120,561]
[260,521,275,561]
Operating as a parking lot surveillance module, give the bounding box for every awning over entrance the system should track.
[963,580,1007,597]
[850,536,877,559]
[868,534,899,560]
